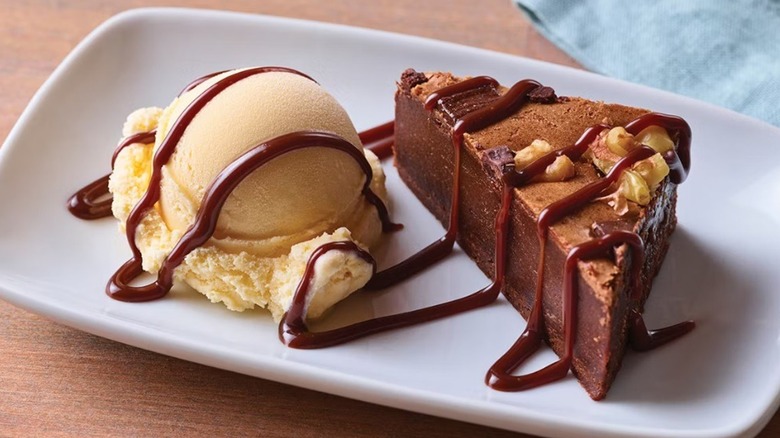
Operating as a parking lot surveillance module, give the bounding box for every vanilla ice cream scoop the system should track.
[156,69,384,257]
[108,68,389,319]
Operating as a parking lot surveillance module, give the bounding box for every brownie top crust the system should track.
[407,71,655,305]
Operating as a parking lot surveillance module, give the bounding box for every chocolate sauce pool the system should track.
[68,68,694,394]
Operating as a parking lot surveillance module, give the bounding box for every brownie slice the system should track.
[394,71,677,400]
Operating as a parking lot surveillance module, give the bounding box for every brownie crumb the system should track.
[529,86,558,104]
[481,145,515,178]
[400,69,429,92]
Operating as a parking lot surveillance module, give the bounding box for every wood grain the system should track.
[0,1,775,437]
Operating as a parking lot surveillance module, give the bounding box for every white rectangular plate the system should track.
[1,8,779,438]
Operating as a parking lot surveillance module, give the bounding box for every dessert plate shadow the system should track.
[1,8,780,438]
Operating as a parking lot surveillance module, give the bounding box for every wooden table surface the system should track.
[0,1,775,437]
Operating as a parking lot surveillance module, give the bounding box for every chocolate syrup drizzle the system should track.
[66,174,112,220]
[67,130,157,220]
[281,183,514,348]
[69,68,694,394]
[280,78,548,346]
[359,121,395,160]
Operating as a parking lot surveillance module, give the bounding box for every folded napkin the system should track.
[515,0,780,126]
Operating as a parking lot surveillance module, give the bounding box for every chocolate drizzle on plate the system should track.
[67,130,157,220]
[359,121,395,160]
[66,174,113,220]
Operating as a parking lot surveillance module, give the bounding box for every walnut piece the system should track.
[539,156,576,182]
[514,139,575,182]
[635,125,674,153]
[605,126,638,157]
[514,139,553,168]
[633,153,670,191]
[619,170,651,205]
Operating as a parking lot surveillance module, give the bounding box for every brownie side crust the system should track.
[393,72,678,399]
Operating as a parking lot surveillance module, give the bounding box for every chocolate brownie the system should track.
[394,70,683,399]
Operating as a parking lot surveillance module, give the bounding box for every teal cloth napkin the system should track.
[515,0,780,126]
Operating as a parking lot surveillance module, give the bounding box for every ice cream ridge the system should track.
[68,66,694,399]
